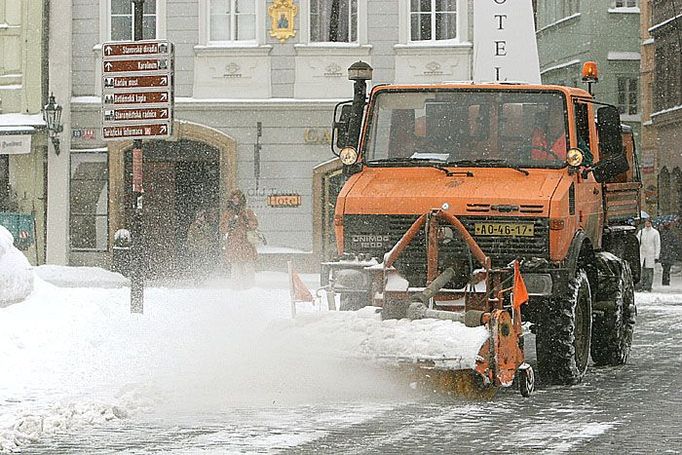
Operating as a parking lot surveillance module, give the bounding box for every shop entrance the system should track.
[124,140,221,278]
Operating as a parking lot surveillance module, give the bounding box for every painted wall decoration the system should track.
[268,0,298,43]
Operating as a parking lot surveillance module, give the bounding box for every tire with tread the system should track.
[591,260,636,366]
[535,268,593,385]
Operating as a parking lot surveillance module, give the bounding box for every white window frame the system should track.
[613,0,638,7]
[408,0,458,44]
[300,0,368,46]
[617,76,639,116]
[398,0,468,46]
[199,0,263,46]
[99,0,167,43]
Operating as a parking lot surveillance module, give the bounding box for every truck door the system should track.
[574,100,603,248]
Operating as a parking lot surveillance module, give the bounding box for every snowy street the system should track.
[1,266,681,453]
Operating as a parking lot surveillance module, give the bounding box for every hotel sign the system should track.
[101,39,174,141]
[0,135,31,155]
[473,0,541,84]
[267,194,302,208]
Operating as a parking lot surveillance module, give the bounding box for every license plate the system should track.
[474,222,534,237]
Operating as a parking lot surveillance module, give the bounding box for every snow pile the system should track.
[0,268,489,452]
[270,306,490,370]
[35,264,129,288]
[0,225,33,306]
[0,388,154,453]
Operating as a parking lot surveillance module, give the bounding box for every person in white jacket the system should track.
[636,218,661,291]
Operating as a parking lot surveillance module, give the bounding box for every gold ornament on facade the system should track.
[268,0,298,43]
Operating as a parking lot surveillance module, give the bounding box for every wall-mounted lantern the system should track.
[42,93,63,155]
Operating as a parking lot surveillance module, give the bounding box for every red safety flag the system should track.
[513,260,529,309]
[291,269,314,303]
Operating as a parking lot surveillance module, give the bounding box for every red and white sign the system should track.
[104,107,170,122]
[103,41,170,57]
[101,39,174,141]
[103,123,171,140]
[103,91,170,105]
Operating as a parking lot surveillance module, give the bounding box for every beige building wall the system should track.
[0,0,47,264]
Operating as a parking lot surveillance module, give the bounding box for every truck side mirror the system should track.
[592,105,629,183]
[333,104,353,150]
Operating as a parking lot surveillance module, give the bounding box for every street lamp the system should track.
[348,60,373,82]
[42,93,63,155]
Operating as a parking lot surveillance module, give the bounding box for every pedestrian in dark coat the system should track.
[220,190,259,288]
[659,222,678,286]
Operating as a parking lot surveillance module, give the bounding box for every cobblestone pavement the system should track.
[26,281,682,454]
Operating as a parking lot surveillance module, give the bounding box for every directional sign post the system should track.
[101,0,175,314]
[101,39,174,141]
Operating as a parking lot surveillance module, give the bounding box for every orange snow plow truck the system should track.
[322,62,640,396]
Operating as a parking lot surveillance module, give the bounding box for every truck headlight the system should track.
[340,147,359,165]
[566,148,584,167]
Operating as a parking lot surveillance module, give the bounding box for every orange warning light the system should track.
[582,61,599,83]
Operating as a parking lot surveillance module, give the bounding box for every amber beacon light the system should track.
[581,61,598,83]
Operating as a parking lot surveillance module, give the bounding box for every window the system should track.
[539,0,580,27]
[614,0,637,7]
[410,0,457,42]
[617,77,638,115]
[70,151,109,251]
[209,0,256,42]
[366,90,568,168]
[310,0,358,42]
[111,0,157,41]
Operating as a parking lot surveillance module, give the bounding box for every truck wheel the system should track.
[339,294,367,311]
[536,269,592,385]
[591,261,636,366]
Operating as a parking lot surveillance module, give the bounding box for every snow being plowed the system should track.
[0,270,489,452]
[270,307,489,371]
[0,225,33,306]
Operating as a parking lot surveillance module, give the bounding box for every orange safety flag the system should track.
[513,260,529,309]
[291,269,314,303]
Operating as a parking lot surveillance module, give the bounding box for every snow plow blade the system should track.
[322,209,535,398]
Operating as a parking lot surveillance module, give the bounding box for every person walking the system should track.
[186,209,214,278]
[220,189,259,288]
[659,222,677,286]
[636,218,660,292]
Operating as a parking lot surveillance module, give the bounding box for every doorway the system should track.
[124,140,221,278]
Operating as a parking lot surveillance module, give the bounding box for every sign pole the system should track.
[130,0,145,314]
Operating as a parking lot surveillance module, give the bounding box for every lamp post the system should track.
[130,0,145,314]
[42,94,63,155]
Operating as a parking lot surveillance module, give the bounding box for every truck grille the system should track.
[344,215,549,278]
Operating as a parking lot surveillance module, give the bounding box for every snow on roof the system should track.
[0,112,45,129]
[608,51,640,61]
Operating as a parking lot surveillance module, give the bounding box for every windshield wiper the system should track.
[368,158,473,177]
[448,159,529,176]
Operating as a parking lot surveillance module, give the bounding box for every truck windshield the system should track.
[364,90,569,168]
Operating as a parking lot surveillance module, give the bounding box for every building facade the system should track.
[49,0,478,274]
[639,0,657,214]
[535,0,642,146]
[0,0,48,265]
[648,0,682,216]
